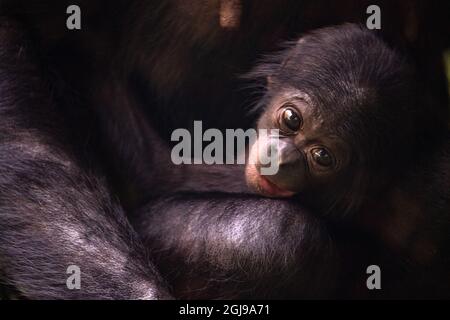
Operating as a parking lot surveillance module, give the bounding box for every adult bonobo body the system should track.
[135,25,450,298]
[0,0,306,299]
[0,20,171,300]
[0,0,448,300]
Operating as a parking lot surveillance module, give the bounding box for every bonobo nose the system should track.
[276,140,303,168]
[262,138,301,168]
[258,138,305,192]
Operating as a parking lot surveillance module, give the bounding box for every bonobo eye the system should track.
[311,148,334,167]
[279,106,302,133]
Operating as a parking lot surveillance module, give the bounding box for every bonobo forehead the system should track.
[248,23,419,169]
[265,24,415,149]
[258,87,327,133]
[275,25,405,111]
[264,83,376,140]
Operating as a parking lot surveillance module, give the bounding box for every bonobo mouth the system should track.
[257,175,297,198]
[246,164,296,198]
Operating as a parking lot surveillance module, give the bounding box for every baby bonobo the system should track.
[245,24,422,216]
[243,23,450,293]
[134,24,450,299]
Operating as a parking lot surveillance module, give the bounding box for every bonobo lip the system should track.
[246,163,297,198]
[256,175,296,198]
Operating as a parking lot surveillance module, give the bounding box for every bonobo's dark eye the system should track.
[311,148,334,167]
[279,106,302,133]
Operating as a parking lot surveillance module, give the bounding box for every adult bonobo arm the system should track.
[133,194,342,299]
[0,20,170,299]
[92,75,251,204]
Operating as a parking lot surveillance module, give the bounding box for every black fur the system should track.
[133,194,341,299]
[132,26,450,299]
[0,20,170,300]
[133,136,450,298]
[0,0,448,300]
[247,24,445,216]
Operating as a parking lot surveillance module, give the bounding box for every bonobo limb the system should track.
[0,19,170,299]
[134,194,341,299]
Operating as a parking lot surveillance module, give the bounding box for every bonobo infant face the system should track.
[246,88,351,198]
[245,24,417,212]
